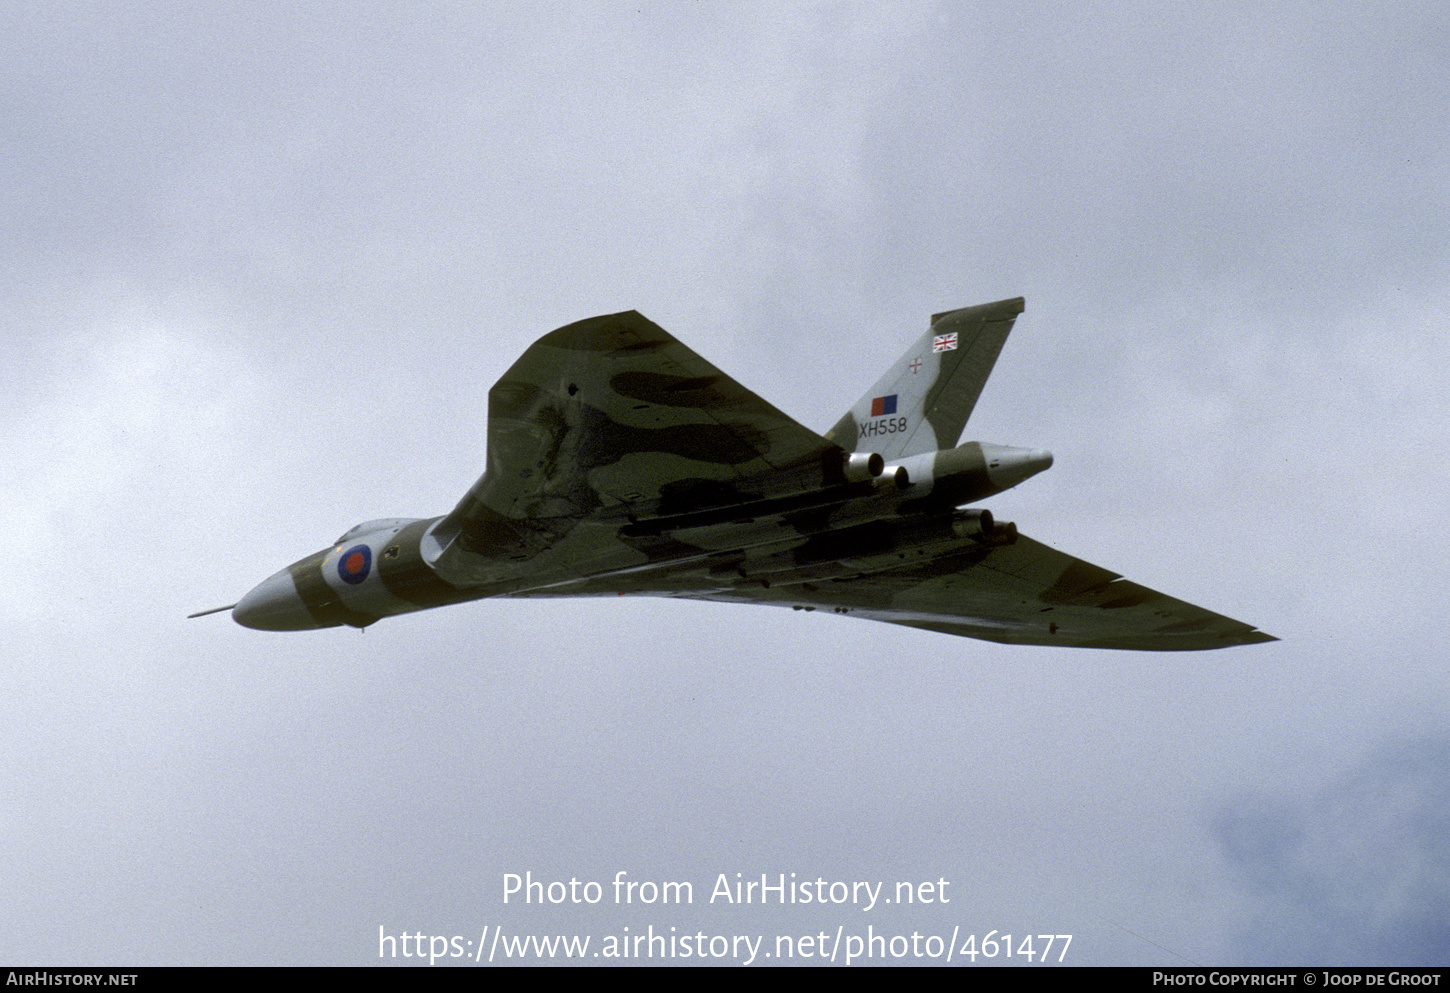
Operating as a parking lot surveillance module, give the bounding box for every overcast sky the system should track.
[4,1,1448,967]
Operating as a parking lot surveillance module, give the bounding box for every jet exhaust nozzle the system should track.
[952,508,1018,546]
[843,451,885,482]
[879,465,910,490]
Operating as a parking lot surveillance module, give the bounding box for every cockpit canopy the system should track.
[333,518,420,545]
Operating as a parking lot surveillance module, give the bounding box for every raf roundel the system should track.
[337,544,372,585]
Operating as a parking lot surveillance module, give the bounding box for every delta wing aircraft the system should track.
[194,299,1274,649]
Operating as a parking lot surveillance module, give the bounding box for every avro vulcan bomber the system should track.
[195,299,1274,650]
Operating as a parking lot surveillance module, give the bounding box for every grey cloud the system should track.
[1216,736,1450,965]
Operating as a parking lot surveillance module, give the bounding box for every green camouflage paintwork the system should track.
[326,306,1275,651]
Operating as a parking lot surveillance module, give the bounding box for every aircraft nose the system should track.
[232,569,321,631]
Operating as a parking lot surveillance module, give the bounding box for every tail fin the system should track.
[824,297,1025,460]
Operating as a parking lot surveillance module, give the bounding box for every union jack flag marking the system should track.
[932,332,958,353]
